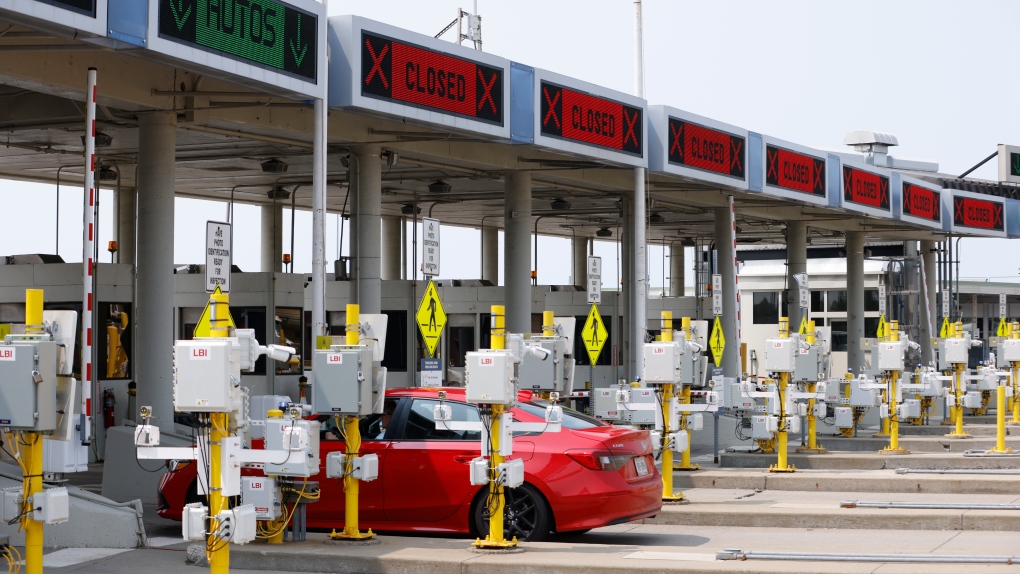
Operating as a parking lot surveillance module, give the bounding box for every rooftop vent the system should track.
[844,131,898,154]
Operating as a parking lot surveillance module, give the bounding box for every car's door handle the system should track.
[453,454,476,463]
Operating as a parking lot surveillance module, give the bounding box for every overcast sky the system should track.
[3,1,1019,285]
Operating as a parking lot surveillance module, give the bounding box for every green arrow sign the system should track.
[158,0,316,83]
[1012,152,1020,177]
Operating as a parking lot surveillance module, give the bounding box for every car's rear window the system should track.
[518,400,606,430]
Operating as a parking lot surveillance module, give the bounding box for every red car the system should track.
[157,387,661,541]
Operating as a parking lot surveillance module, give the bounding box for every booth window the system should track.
[97,302,131,379]
[827,290,848,312]
[381,310,408,372]
[752,292,779,325]
[864,289,880,312]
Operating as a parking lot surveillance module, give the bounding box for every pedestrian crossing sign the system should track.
[581,303,608,365]
[416,279,446,358]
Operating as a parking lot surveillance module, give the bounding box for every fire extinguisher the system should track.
[103,388,116,428]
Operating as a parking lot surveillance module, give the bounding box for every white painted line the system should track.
[624,551,718,562]
[24,548,132,568]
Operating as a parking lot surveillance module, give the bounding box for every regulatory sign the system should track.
[581,304,608,365]
[842,165,890,212]
[205,220,231,293]
[193,285,236,338]
[416,279,446,358]
[998,144,1020,185]
[709,316,725,366]
[420,358,442,387]
[667,117,745,179]
[794,272,809,310]
[711,274,722,316]
[942,291,950,316]
[361,30,503,125]
[422,217,440,276]
[539,80,643,157]
[901,181,941,225]
[765,143,826,199]
[587,256,602,304]
[953,193,1005,234]
[878,285,886,315]
[1001,294,1007,319]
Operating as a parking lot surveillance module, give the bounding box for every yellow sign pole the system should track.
[880,321,908,454]
[21,289,44,574]
[335,304,374,540]
[798,321,826,453]
[207,290,230,574]
[1011,322,1020,426]
[770,317,795,473]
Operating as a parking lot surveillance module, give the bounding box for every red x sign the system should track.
[542,86,561,130]
[477,69,498,114]
[622,109,639,148]
[364,39,389,89]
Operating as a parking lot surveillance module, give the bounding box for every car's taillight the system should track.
[565,449,633,470]
[167,460,191,472]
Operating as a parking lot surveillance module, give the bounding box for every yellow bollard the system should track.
[798,321,827,453]
[542,310,555,337]
[988,385,1013,454]
[21,289,44,574]
[660,383,685,501]
[490,305,505,350]
[1011,323,1020,426]
[770,318,796,473]
[266,408,285,545]
[475,403,517,548]
[206,292,232,573]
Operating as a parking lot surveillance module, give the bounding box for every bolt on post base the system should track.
[878,447,911,455]
[769,464,796,473]
[663,491,688,505]
[986,447,1014,454]
[330,527,376,541]
[795,446,828,454]
[473,535,519,550]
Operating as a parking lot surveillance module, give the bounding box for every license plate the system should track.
[634,456,648,476]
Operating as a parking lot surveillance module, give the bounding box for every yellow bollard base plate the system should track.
[663,493,687,504]
[878,447,911,455]
[944,433,971,439]
[672,463,700,471]
[1007,421,1020,426]
[795,447,828,454]
[871,432,890,438]
[472,536,522,552]
[985,448,1014,454]
[330,528,377,541]
[769,465,797,473]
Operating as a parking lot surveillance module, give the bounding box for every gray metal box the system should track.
[722,381,755,411]
[835,407,854,428]
[0,340,57,431]
[519,338,564,393]
[264,418,320,478]
[899,399,921,419]
[643,342,682,384]
[751,415,773,439]
[849,379,880,407]
[792,347,820,382]
[174,340,233,412]
[622,387,656,425]
[593,389,621,421]
[312,348,373,416]
[942,338,969,364]
[241,477,282,520]
[877,341,906,372]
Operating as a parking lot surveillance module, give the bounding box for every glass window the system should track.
[830,320,848,352]
[865,317,880,338]
[752,292,779,325]
[479,312,491,350]
[811,291,825,313]
[274,307,302,375]
[402,399,480,441]
[448,326,475,368]
[381,311,408,372]
[827,290,848,312]
[864,289,880,312]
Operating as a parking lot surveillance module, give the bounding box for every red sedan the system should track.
[157,387,662,541]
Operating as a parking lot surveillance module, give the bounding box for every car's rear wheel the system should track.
[472,483,550,542]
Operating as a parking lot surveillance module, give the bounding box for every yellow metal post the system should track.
[798,322,826,453]
[770,318,795,473]
[21,289,43,574]
[266,407,285,545]
[207,291,231,573]
[880,322,908,454]
[874,316,892,438]
[542,310,555,337]
[988,385,1012,453]
[1011,322,1020,426]
[491,305,505,350]
[661,383,685,501]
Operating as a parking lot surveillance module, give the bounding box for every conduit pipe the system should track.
[716,549,1020,564]
[841,500,1020,510]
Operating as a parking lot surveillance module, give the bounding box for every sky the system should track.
[2,1,1020,284]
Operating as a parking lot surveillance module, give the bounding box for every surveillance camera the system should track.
[140,406,152,418]
[438,390,447,401]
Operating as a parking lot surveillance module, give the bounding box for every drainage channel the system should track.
[841,500,1020,510]
[716,549,1019,564]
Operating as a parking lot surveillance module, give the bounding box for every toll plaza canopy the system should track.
[0,2,1014,246]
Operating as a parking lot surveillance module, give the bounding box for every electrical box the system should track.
[174,340,233,412]
[643,342,683,384]
[835,407,854,429]
[751,415,773,439]
[899,399,921,419]
[669,430,689,454]
[813,402,826,418]
[764,338,796,373]
[1,488,20,522]
[942,338,969,364]
[962,391,983,409]
[351,454,379,481]
[723,380,755,411]
[469,457,488,486]
[1003,339,1020,363]
[242,477,281,521]
[978,371,1001,391]
[498,459,525,488]
[793,347,820,382]
[877,341,906,372]
[850,379,880,407]
[182,503,207,541]
[311,347,373,416]
[465,351,515,405]
[0,340,57,431]
[623,388,657,426]
[518,337,568,393]
[689,413,704,432]
[264,418,320,478]
[594,389,621,421]
[225,505,257,545]
[787,416,801,434]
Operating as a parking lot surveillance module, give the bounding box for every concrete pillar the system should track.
[669,242,684,297]
[572,236,588,287]
[786,221,807,329]
[504,172,531,334]
[846,231,865,373]
[714,204,740,377]
[631,168,647,380]
[620,199,631,376]
[920,239,937,365]
[116,187,136,265]
[481,224,499,284]
[351,146,382,313]
[134,112,176,430]
[260,204,283,272]
[381,216,402,280]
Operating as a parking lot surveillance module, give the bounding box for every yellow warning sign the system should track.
[0,323,9,340]
[798,316,808,335]
[581,303,608,365]
[876,314,887,339]
[940,317,950,338]
[997,317,1009,337]
[416,279,446,358]
[193,285,235,338]
[710,316,725,366]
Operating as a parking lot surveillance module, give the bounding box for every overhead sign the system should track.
[416,279,446,358]
[998,144,1020,185]
[147,0,325,99]
[587,256,601,304]
[205,220,232,293]
[330,17,510,140]
[711,274,722,316]
[0,0,107,37]
[667,118,744,179]
[422,217,440,277]
[709,316,725,366]
[952,192,1005,235]
[193,285,236,338]
[762,140,827,205]
[581,304,608,365]
[540,81,642,157]
[361,31,503,125]
[897,176,942,228]
[842,165,890,213]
